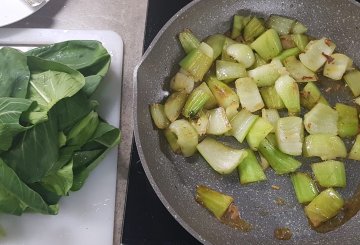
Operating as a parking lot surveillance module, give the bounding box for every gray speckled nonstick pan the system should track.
[134,0,360,244]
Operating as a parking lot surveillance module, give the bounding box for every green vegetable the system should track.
[248,59,283,87]
[275,116,304,156]
[150,104,171,129]
[164,91,188,122]
[216,60,247,81]
[246,117,274,150]
[258,137,301,174]
[221,37,238,61]
[190,110,209,136]
[169,119,198,157]
[178,29,201,53]
[0,42,120,216]
[303,134,347,160]
[349,134,360,160]
[226,44,255,68]
[235,77,264,112]
[266,15,295,35]
[304,188,344,227]
[170,72,195,94]
[260,86,285,109]
[230,109,258,143]
[164,128,181,154]
[179,47,213,82]
[284,56,317,83]
[195,185,233,219]
[323,53,352,80]
[300,82,323,109]
[250,29,282,61]
[291,21,308,34]
[343,69,360,97]
[194,82,218,109]
[206,107,232,135]
[205,34,226,60]
[207,76,240,109]
[231,15,245,39]
[238,149,267,184]
[243,17,266,42]
[336,103,358,138]
[274,75,300,115]
[304,103,338,135]
[311,160,346,188]
[291,172,318,204]
[197,137,248,174]
[261,109,280,132]
[273,47,301,62]
[183,89,210,118]
[291,34,309,51]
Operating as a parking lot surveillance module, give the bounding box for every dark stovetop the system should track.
[122,0,200,244]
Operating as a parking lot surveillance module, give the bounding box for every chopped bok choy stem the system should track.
[183,89,210,118]
[261,109,280,132]
[248,60,283,87]
[150,104,170,129]
[195,82,218,109]
[246,117,274,150]
[260,86,285,109]
[179,45,214,81]
[336,103,358,138]
[169,119,198,157]
[291,34,309,51]
[179,29,200,54]
[238,149,267,184]
[250,53,267,69]
[164,91,188,122]
[243,17,266,42]
[164,128,181,154]
[303,134,347,160]
[304,103,338,135]
[205,34,226,60]
[170,72,195,93]
[349,135,360,160]
[197,137,248,174]
[266,15,295,35]
[206,107,232,135]
[311,160,346,188]
[274,75,300,115]
[221,37,238,61]
[216,60,247,81]
[231,15,245,39]
[344,70,360,97]
[230,109,259,143]
[196,185,234,219]
[275,116,304,156]
[323,53,352,80]
[300,82,323,109]
[291,172,318,204]
[190,110,209,136]
[291,21,308,34]
[274,47,301,62]
[304,188,344,227]
[284,56,317,83]
[250,29,282,61]
[258,137,301,174]
[299,38,336,72]
[235,77,264,112]
[280,35,296,49]
[207,76,240,109]
[226,44,255,68]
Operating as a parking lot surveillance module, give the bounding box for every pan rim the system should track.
[133,0,360,244]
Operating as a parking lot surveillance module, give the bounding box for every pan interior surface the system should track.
[135,0,360,244]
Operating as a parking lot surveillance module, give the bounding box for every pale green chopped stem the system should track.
[291,172,318,204]
[216,60,247,81]
[275,116,304,156]
[274,75,300,115]
[248,60,283,87]
[246,117,274,150]
[230,109,259,143]
[222,37,238,61]
[280,35,297,49]
[179,48,213,82]
[305,188,344,227]
[164,128,181,154]
[206,107,232,135]
[170,72,195,94]
[197,137,248,174]
[303,134,347,160]
[226,43,255,68]
[273,47,300,62]
[183,89,210,118]
[261,109,280,133]
[344,69,360,97]
[291,21,308,34]
[179,29,201,53]
[235,77,264,112]
[195,82,218,109]
[349,135,360,160]
[258,137,301,174]
[284,56,317,83]
[195,185,233,219]
[164,91,188,122]
[207,76,240,109]
[199,42,214,60]
[291,34,309,51]
[205,34,226,60]
[300,82,322,109]
[266,15,295,35]
[169,119,198,157]
[324,53,352,80]
[238,149,267,184]
[260,86,285,109]
[231,15,245,39]
[304,103,338,135]
[336,103,358,138]
[150,104,170,129]
[243,17,266,42]
[190,110,209,136]
[250,29,282,61]
[311,160,346,188]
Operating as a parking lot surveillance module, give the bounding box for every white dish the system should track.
[0,29,123,245]
[0,0,49,27]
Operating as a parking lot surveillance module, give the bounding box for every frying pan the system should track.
[134,0,360,244]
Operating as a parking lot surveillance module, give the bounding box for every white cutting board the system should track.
[0,29,123,245]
